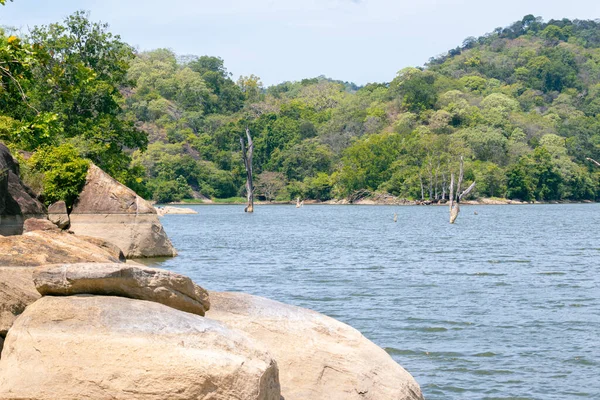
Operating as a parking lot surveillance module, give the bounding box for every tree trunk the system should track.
[449,172,458,223]
[442,173,447,201]
[419,174,424,201]
[428,160,433,200]
[434,160,440,200]
[449,156,475,224]
[240,127,254,213]
[587,157,600,167]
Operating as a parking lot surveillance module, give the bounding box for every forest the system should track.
[1,9,600,205]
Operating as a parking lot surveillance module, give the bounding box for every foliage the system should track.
[27,144,90,207]
[255,171,286,201]
[3,13,600,204]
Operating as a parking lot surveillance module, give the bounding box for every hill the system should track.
[1,12,599,204]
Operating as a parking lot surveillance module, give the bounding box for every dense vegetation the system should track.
[2,9,600,205]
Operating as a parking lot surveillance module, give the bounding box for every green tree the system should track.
[28,144,90,208]
[27,11,147,175]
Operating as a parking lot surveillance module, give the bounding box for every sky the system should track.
[1,0,599,86]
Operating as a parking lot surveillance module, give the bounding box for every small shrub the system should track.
[28,144,90,208]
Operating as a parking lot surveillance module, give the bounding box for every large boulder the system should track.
[207,292,424,400]
[47,201,69,229]
[0,143,46,235]
[69,164,176,258]
[0,231,124,266]
[76,235,126,261]
[33,263,210,316]
[0,296,281,400]
[0,267,39,337]
[23,218,61,233]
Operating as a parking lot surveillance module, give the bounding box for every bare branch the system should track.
[459,181,476,202]
[456,156,464,202]
[449,173,455,211]
[586,157,600,167]
[241,127,254,213]
[0,65,39,114]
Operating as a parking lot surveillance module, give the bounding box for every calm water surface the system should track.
[150,204,600,400]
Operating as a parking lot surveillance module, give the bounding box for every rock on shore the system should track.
[0,231,124,267]
[0,267,39,338]
[33,263,210,316]
[207,291,424,400]
[0,296,281,400]
[0,143,46,235]
[155,205,198,216]
[69,164,176,258]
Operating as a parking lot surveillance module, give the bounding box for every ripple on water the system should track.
[152,204,600,400]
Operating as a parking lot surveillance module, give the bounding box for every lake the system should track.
[149,204,600,399]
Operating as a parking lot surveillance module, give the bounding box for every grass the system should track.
[210,197,246,204]
[178,198,207,204]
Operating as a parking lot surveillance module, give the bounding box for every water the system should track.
[149,204,600,400]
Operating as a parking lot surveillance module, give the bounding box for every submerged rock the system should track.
[47,201,69,229]
[0,143,46,235]
[0,231,124,267]
[207,291,424,400]
[69,164,176,258]
[33,263,210,316]
[0,296,281,400]
[0,267,39,337]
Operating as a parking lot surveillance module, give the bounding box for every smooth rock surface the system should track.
[0,296,281,400]
[0,231,123,266]
[47,201,69,229]
[69,164,176,258]
[155,206,198,216]
[0,143,46,235]
[23,218,60,233]
[34,263,210,316]
[207,291,424,400]
[0,267,39,337]
[77,235,126,262]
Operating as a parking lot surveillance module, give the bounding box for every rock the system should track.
[0,267,40,337]
[0,336,3,357]
[33,263,210,316]
[0,231,124,266]
[0,296,281,400]
[207,292,424,400]
[77,235,126,262]
[69,164,176,258]
[0,143,46,235]
[23,218,60,233]
[155,206,198,216]
[47,201,69,229]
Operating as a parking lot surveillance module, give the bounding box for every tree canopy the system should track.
[2,10,600,204]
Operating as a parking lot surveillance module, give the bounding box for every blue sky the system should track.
[1,0,599,86]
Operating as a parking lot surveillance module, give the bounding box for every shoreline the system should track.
[162,198,597,206]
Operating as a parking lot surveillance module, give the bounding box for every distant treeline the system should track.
[1,11,600,205]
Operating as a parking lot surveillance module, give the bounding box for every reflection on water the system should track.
[149,204,600,400]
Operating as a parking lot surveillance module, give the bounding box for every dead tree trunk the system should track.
[428,160,433,200]
[586,157,600,167]
[434,160,440,200]
[240,127,254,213]
[442,172,447,201]
[449,156,476,224]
